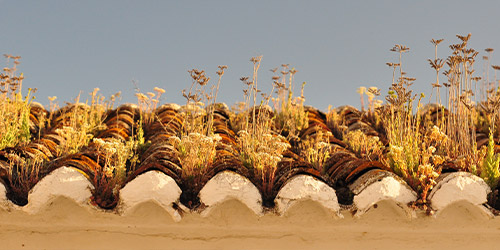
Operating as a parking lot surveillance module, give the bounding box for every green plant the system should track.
[0,55,34,150]
[342,130,384,161]
[169,132,221,178]
[299,130,332,172]
[480,129,500,189]
[55,88,110,156]
[383,45,444,205]
[385,129,445,203]
[55,125,94,156]
[238,130,289,173]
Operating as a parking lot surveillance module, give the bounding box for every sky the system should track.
[2,0,500,111]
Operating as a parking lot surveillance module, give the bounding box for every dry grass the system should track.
[442,34,479,166]
[4,152,44,199]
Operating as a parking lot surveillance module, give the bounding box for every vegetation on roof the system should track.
[1,34,500,213]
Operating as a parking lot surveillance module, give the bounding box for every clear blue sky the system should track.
[2,0,500,111]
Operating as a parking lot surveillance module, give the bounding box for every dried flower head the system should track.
[456,33,471,43]
[154,87,165,94]
[368,87,381,96]
[357,86,366,95]
[135,93,148,101]
[430,39,444,46]
[390,44,410,53]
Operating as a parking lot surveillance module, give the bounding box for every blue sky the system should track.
[2,0,500,111]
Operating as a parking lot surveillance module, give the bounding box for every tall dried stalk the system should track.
[442,34,479,168]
